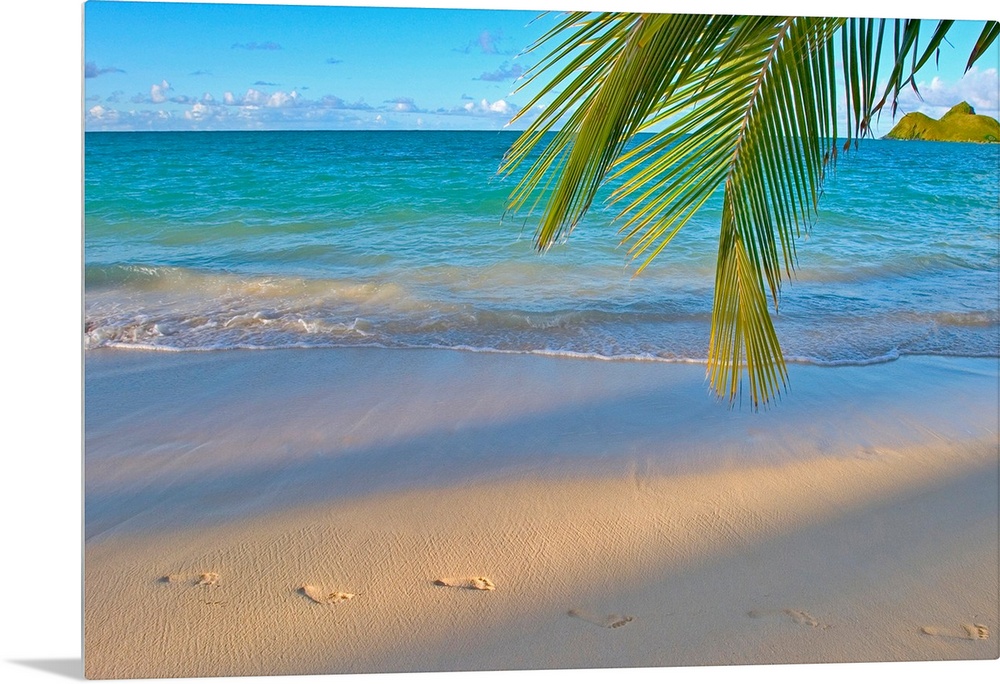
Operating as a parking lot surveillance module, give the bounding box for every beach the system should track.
[84,347,999,678]
[79,92,999,682]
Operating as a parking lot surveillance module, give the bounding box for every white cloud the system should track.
[385,97,418,113]
[87,80,524,131]
[184,102,209,121]
[896,67,999,119]
[85,107,187,131]
[459,98,516,116]
[488,99,511,114]
[243,88,266,105]
[266,90,298,108]
[221,88,299,109]
[150,80,171,104]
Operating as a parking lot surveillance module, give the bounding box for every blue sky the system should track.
[83,1,1000,133]
[84,1,557,130]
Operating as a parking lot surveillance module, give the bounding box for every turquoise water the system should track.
[84,130,999,364]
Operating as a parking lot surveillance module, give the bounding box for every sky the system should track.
[84,1,557,130]
[83,0,1000,134]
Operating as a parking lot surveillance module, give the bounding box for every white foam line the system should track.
[90,339,985,369]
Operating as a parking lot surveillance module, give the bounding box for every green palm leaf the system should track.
[501,12,996,408]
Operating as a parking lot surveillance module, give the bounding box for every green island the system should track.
[884,101,1000,142]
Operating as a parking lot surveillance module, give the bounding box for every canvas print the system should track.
[83,0,999,679]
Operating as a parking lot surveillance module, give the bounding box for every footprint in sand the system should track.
[160,571,220,587]
[196,572,220,587]
[748,608,829,629]
[159,572,224,605]
[301,585,356,605]
[783,609,823,628]
[434,577,496,591]
[568,608,634,629]
[920,623,990,640]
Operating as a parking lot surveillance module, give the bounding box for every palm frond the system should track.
[501,12,988,408]
[502,13,730,249]
[966,21,1000,71]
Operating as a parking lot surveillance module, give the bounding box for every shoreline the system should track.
[85,338,999,369]
[84,347,999,678]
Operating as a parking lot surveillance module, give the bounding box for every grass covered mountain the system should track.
[884,102,1000,142]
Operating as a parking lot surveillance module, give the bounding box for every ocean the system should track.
[84,130,999,366]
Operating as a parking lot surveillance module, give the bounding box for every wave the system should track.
[84,262,998,365]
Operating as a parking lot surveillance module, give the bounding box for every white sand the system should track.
[83,349,999,679]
